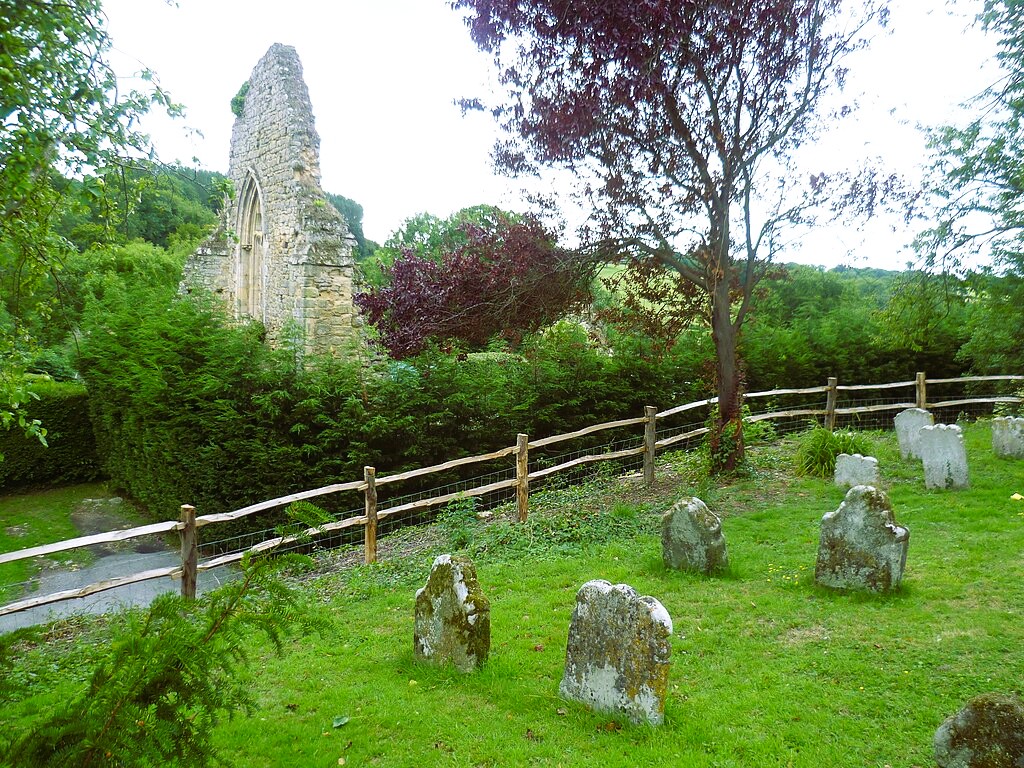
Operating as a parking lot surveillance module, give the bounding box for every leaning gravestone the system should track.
[992,416,1024,459]
[414,554,490,673]
[934,693,1024,767]
[920,424,970,489]
[662,497,729,575]
[559,580,672,725]
[815,485,909,593]
[895,408,934,459]
[834,453,880,488]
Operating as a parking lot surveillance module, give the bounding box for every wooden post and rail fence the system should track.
[1,372,1020,616]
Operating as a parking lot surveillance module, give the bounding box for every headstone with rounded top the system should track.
[992,416,1024,459]
[895,407,934,459]
[414,554,490,673]
[815,485,909,593]
[920,424,970,489]
[662,497,729,575]
[559,580,672,725]
[934,692,1024,767]
[834,453,880,488]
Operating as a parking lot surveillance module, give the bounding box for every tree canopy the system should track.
[1,0,174,445]
[453,0,885,470]
[354,208,595,358]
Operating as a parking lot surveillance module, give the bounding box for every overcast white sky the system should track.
[103,0,999,270]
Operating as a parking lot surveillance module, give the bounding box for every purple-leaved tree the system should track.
[452,0,886,471]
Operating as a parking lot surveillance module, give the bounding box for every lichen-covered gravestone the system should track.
[895,408,934,459]
[662,497,729,575]
[834,453,880,488]
[413,554,490,673]
[934,693,1024,768]
[815,485,909,593]
[919,424,970,489]
[559,580,672,725]
[992,416,1024,459]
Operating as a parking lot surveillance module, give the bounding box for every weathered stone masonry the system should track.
[182,43,357,356]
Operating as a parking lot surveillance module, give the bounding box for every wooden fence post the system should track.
[179,504,197,600]
[364,466,377,565]
[516,433,529,523]
[825,377,838,431]
[644,406,657,487]
[916,371,927,409]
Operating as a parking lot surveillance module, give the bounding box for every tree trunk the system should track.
[709,276,744,473]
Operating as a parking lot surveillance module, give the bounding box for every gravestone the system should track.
[934,693,1024,767]
[413,554,490,673]
[662,497,729,575]
[920,424,970,489]
[559,580,672,725]
[815,485,909,593]
[834,453,880,488]
[895,408,934,459]
[182,44,358,357]
[992,416,1024,459]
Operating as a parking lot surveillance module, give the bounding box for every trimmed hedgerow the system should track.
[0,379,102,491]
[77,281,713,541]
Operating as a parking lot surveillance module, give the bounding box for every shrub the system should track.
[0,378,101,491]
[794,426,871,478]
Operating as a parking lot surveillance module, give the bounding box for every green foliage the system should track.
[1,552,311,768]
[325,192,375,260]
[794,426,871,478]
[230,81,250,118]
[0,379,100,490]
[438,496,478,550]
[0,0,175,431]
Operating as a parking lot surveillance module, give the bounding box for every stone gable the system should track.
[182,43,357,356]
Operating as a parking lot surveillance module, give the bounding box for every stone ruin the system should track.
[920,424,970,489]
[815,485,909,593]
[662,497,729,575]
[182,44,358,357]
[834,453,880,488]
[934,693,1024,767]
[895,408,934,460]
[992,416,1024,459]
[559,580,672,725]
[414,554,490,673]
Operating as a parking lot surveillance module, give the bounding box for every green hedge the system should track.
[77,282,712,540]
[0,379,102,491]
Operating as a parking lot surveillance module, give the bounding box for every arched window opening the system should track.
[236,172,266,319]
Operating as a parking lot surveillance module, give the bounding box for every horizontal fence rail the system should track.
[2,372,1021,619]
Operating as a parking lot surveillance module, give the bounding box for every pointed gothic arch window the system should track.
[237,172,266,319]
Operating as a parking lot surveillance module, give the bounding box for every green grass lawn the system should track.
[4,422,1024,766]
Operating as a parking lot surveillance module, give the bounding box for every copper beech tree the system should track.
[452,0,885,471]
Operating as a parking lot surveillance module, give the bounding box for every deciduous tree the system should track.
[354,210,594,358]
[452,0,884,470]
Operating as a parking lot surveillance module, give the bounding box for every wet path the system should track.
[0,497,235,633]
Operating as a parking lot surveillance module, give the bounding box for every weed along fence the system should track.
[1,372,1020,621]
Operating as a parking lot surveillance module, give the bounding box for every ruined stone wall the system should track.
[182,43,357,356]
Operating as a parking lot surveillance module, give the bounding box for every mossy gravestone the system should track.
[559,580,672,725]
[934,693,1024,767]
[661,497,729,575]
[993,416,1024,459]
[920,424,970,490]
[413,555,490,673]
[815,485,909,593]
